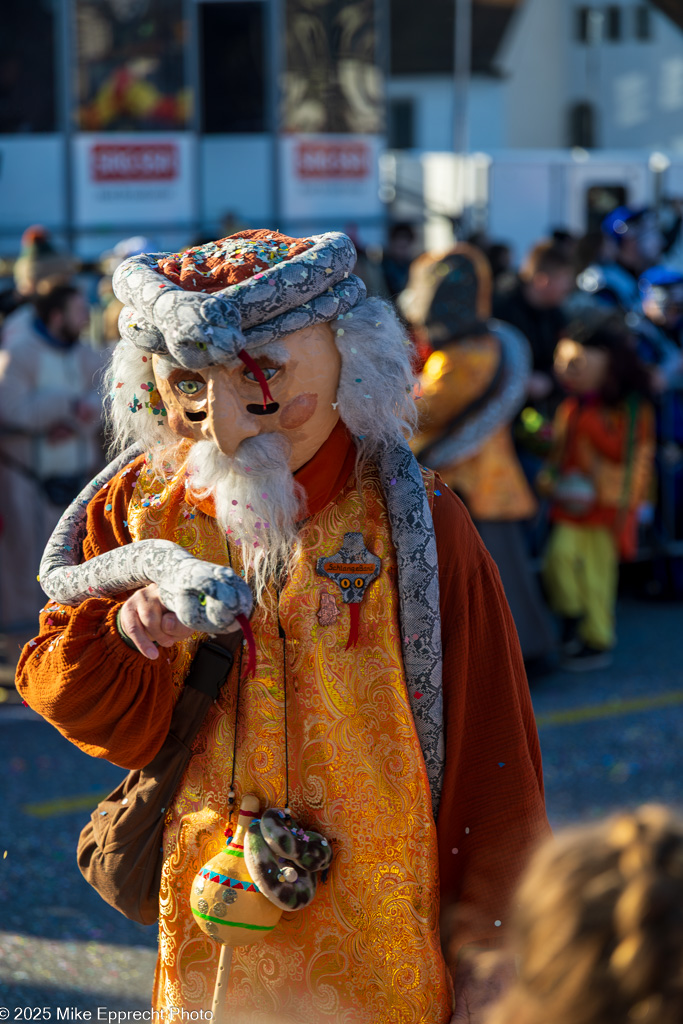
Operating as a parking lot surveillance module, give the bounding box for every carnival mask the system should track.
[154,322,342,471]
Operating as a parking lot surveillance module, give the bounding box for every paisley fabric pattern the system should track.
[378,442,443,818]
[38,444,254,632]
[112,231,366,367]
[123,462,451,1023]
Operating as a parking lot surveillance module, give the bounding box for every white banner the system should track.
[72,133,196,228]
[280,134,384,221]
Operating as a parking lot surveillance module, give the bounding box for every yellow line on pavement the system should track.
[22,791,111,819]
[16,694,683,817]
[536,690,683,729]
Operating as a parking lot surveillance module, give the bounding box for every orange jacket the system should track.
[551,396,655,559]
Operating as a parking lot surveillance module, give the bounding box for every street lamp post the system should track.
[453,0,472,157]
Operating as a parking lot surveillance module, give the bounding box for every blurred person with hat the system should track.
[1,225,77,346]
[639,266,683,362]
[577,207,666,313]
[405,243,557,666]
[0,281,104,634]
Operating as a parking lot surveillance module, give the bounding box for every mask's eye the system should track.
[244,366,279,383]
[176,379,205,397]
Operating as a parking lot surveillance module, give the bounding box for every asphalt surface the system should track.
[1,595,682,1013]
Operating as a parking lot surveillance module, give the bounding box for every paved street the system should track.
[1,596,682,1012]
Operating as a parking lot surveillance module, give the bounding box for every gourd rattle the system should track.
[190,794,332,1019]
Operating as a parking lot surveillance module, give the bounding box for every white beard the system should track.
[185,435,303,603]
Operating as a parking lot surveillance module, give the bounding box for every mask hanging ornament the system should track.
[316,532,381,648]
[189,622,332,1022]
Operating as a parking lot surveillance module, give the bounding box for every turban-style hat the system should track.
[112,228,366,406]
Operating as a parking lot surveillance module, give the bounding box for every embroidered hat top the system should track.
[112,229,366,377]
[155,230,316,292]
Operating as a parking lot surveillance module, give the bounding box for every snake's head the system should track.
[157,560,253,632]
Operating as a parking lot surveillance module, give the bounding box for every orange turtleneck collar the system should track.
[294,419,356,518]
[185,420,357,522]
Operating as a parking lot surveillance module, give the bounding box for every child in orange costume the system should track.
[541,314,654,670]
[487,804,683,1024]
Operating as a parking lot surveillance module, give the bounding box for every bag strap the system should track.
[164,636,239,749]
[184,640,236,700]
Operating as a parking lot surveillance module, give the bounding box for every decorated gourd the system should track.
[190,794,283,946]
[190,794,334,1022]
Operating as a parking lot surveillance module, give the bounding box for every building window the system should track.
[284,0,382,134]
[200,2,266,133]
[576,6,591,43]
[606,5,622,41]
[76,0,190,131]
[635,4,652,41]
[388,99,414,150]
[0,0,56,132]
[569,101,597,148]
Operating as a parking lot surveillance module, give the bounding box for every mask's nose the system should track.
[201,372,260,457]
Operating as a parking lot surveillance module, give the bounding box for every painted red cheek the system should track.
[167,407,196,438]
[279,392,318,430]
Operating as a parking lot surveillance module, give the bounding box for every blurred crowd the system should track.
[1,207,682,676]
[384,206,683,676]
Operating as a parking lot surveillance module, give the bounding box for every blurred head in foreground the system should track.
[487,805,683,1024]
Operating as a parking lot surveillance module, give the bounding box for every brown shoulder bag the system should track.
[76,640,236,926]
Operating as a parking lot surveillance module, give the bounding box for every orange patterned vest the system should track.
[127,459,452,1023]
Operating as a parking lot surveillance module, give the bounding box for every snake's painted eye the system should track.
[198,593,207,606]
[176,379,205,396]
[244,366,279,383]
[354,578,364,589]
[340,578,351,589]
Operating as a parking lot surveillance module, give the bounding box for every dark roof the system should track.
[390,0,522,77]
[649,1,683,32]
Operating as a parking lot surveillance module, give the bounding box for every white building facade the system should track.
[387,1,683,153]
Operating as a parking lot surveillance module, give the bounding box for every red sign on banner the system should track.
[295,141,370,180]
[91,143,179,182]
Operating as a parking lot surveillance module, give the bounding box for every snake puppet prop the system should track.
[38,442,254,636]
[243,809,333,911]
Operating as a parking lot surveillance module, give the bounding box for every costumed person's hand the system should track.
[119,583,195,659]
[451,953,516,1023]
